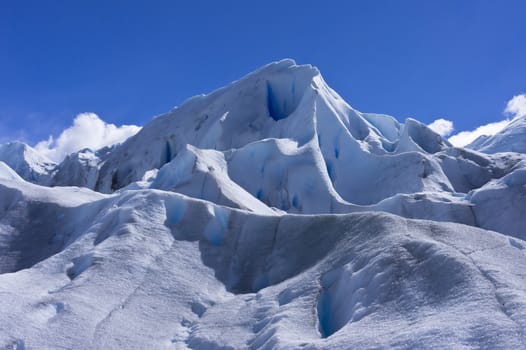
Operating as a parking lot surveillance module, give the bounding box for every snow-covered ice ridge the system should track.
[1,59,526,349]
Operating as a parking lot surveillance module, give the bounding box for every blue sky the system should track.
[1,0,525,147]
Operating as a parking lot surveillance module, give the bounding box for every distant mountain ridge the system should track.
[467,115,526,153]
[0,141,56,183]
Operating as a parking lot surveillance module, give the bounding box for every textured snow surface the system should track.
[0,180,525,349]
[1,59,526,348]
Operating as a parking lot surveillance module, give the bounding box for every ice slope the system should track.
[468,160,526,239]
[468,115,526,153]
[0,177,106,274]
[0,161,23,182]
[51,148,107,189]
[0,178,526,349]
[0,141,56,184]
[151,144,276,214]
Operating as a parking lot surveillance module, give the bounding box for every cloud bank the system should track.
[426,94,526,148]
[35,113,141,162]
[448,119,510,147]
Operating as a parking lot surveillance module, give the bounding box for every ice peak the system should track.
[252,58,320,78]
[0,140,54,163]
[2,140,29,151]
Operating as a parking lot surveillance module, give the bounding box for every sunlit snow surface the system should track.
[1,60,526,349]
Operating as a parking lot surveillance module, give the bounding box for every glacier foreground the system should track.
[1,60,526,349]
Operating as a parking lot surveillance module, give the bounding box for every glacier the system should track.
[0,59,526,349]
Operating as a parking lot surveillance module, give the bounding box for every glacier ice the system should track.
[1,59,526,349]
[0,141,55,184]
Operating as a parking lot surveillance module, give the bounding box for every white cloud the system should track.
[504,94,526,119]
[428,118,454,137]
[35,113,141,162]
[448,119,510,147]
[447,94,526,147]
